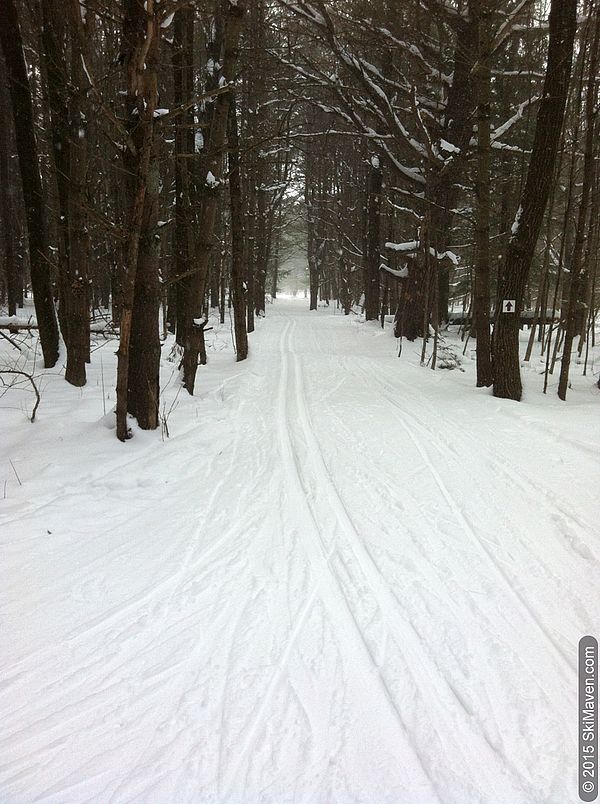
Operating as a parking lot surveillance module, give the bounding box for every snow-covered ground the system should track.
[1,299,599,803]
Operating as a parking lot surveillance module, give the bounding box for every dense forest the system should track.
[2,3,600,801]
[0,0,598,439]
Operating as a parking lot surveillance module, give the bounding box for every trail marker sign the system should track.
[502,300,516,313]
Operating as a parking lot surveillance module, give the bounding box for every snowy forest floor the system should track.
[1,298,599,803]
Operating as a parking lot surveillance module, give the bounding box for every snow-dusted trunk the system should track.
[305,168,318,311]
[115,0,161,439]
[172,7,195,347]
[253,3,267,317]
[256,176,268,315]
[493,0,577,401]
[0,68,21,319]
[579,144,599,353]
[472,0,493,388]
[245,152,257,331]
[228,91,248,361]
[65,0,92,387]
[271,206,282,299]
[182,0,245,394]
[40,0,71,346]
[364,157,382,322]
[207,18,225,320]
[431,14,477,326]
[397,14,477,341]
[0,0,59,368]
[557,6,599,400]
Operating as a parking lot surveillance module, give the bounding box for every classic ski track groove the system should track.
[291,322,541,795]
[351,356,576,675]
[223,319,441,802]
[2,305,593,803]
[365,354,596,539]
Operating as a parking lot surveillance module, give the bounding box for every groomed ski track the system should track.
[1,300,598,803]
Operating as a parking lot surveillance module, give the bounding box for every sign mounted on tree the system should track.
[502,300,516,313]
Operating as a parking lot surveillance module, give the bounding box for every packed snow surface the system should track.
[1,300,599,802]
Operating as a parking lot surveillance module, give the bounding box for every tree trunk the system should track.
[305,165,319,311]
[395,255,426,341]
[182,0,245,394]
[472,0,493,387]
[228,92,248,361]
[173,7,195,347]
[255,182,268,315]
[578,145,599,353]
[0,0,59,367]
[128,144,160,427]
[65,0,91,387]
[493,0,577,401]
[397,13,477,339]
[115,0,161,440]
[0,59,20,321]
[364,156,382,321]
[40,0,71,345]
[245,148,257,330]
[557,6,599,400]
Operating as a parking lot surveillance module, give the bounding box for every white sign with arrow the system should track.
[502,300,516,313]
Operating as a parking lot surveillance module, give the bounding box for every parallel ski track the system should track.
[222,318,442,803]
[3,310,583,802]
[363,350,597,546]
[350,356,576,676]
[226,317,535,801]
[303,357,574,728]
[366,354,596,539]
[290,320,542,796]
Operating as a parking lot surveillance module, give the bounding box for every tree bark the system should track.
[128,142,160,427]
[305,156,319,311]
[40,0,71,344]
[493,0,577,400]
[472,0,493,387]
[0,0,59,367]
[557,6,599,400]
[396,14,477,339]
[228,91,248,361]
[364,156,382,321]
[115,0,161,440]
[172,7,195,347]
[0,58,20,321]
[64,0,91,387]
[182,0,245,394]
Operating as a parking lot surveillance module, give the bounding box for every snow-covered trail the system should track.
[1,300,598,803]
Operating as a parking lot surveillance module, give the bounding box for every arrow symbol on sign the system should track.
[505,301,513,311]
